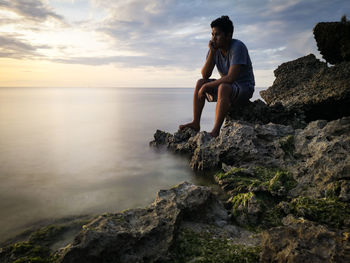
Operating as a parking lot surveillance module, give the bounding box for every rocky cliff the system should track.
[1,18,350,263]
[148,18,350,262]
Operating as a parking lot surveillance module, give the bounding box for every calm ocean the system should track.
[0,87,264,242]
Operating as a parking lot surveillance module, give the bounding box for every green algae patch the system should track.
[268,171,297,196]
[231,192,255,217]
[29,225,65,246]
[0,226,63,263]
[290,197,350,228]
[167,228,261,263]
[0,218,92,263]
[215,166,297,198]
[1,241,57,263]
[215,167,247,180]
[214,166,299,231]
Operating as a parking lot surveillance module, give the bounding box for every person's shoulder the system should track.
[231,39,247,48]
[230,39,248,54]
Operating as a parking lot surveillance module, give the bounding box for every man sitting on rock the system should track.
[179,16,255,137]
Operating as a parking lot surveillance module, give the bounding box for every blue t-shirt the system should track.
[208,39,255,91]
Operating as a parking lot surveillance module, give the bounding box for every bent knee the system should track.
[196,78,207,87]
[195,79,209,93]
[218,83,232,98]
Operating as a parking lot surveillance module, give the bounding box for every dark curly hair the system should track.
[210,16,234,36]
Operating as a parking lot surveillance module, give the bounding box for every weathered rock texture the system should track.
[151,121,294,171]
[260,54,350,122]
[151,117,350,261]
[291,117,350,199]
[313,17,350,64]
[261,217,350,263]
[56,182,258,263]
[151,117,350,199]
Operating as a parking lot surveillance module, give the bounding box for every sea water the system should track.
[0,87,264,242]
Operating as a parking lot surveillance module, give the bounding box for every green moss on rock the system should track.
[215,166,297,198]
[29,225,65,246]
[290,196,350,228]
[231,192,255,217]
[0,221,88,263]
[268,171,297,196]
[2,241,56,263]
[167,228,261,263]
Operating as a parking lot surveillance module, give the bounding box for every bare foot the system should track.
[179,121,200,132]
[209,130,220,138]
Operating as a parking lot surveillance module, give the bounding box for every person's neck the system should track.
[219,39,231,57]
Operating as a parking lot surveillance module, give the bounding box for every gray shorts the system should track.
[205,81,254,105]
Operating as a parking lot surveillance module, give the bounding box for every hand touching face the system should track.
[211,27,231,49]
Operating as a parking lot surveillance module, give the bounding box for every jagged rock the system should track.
[151,117,350,202]
[56,182,230,263]
[291,117,350,199]
[313,17,350,64]
[260,54,327,106]
[151,120,294,171]
[260,218,350,263]
[260,54,350,122]
[149,129,173,147]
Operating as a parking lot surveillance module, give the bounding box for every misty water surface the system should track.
[0,87,263,242]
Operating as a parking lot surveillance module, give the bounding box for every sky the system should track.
[0,0,349,88]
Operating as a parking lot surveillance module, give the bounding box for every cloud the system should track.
[0,34,51,59]
[51,55,173,67]
[46,0,349,72]
[265,0,302,15]
[0,0,64,22]
[1,0,350,77]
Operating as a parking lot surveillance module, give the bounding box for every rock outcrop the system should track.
[260,54,350,122]
[313,16,350,64]
[151,121,294,171]
[151,117,350,200]
[55,182,258,263]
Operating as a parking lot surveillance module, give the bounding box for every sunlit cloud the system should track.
[0,0,349,87]
[0,0,63,22]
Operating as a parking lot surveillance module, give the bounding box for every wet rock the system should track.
[149,129,173,147]
[149,128,197,154]
[56,182,231,263]
[313,16,350,64]
[260,54,350,122]
[260,219,350,263]
[151,121,294,171]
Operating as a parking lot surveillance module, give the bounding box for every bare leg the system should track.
[210,83,232,137]
[179,79,210,131]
